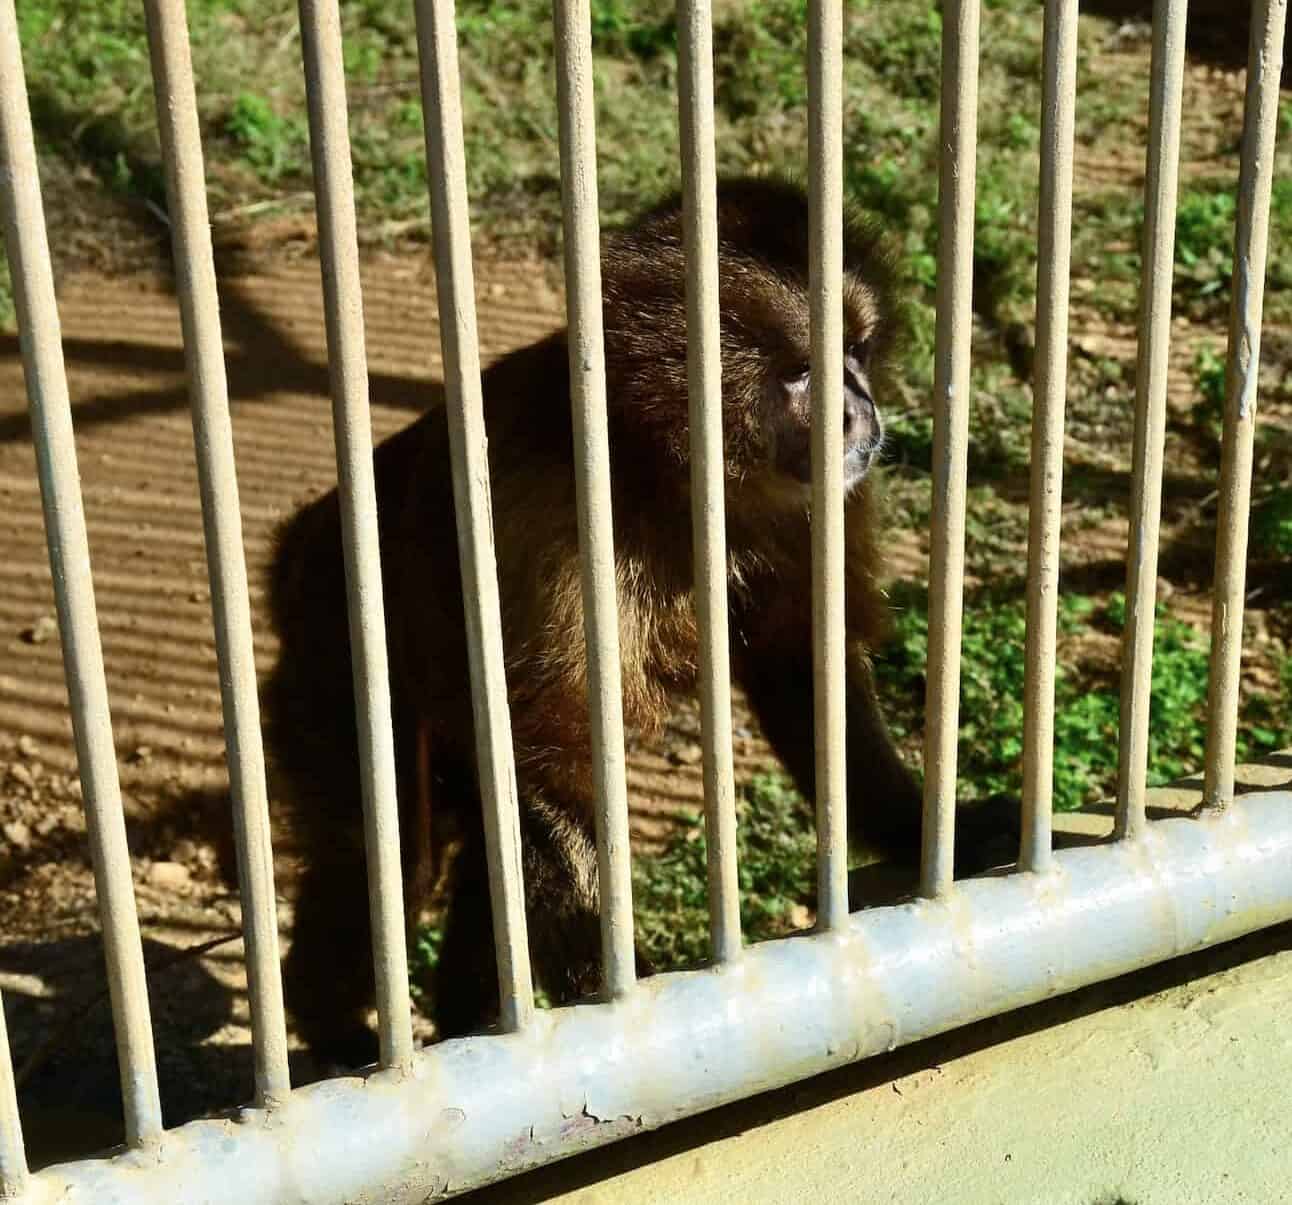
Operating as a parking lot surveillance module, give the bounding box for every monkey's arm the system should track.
[734,626,924,862]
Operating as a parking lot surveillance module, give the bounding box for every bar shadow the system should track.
[0,267,441,447]
[0,934,255,1170]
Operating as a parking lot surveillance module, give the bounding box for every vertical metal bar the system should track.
[1115,0,1188,840]
[921,0,980,899]
[807,0,848,930]
[552,0,636,997]
[1203,0,1287,807]
[412,0,535,1029]
[141,0,291,1100]
[1020,0,1078,875]
[677,0,741,962]
[299,0,418,1063]
[0,0,163,1145]
[0,993,29,1198]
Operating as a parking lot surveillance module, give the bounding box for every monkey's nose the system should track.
[843,392,880,450]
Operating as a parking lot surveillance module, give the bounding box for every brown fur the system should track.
[265,178,941,1061]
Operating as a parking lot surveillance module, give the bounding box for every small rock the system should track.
[127,746,153,765]
[16,735,37,759]
[146,861,190,890]
[670,744,703,767]
[20,616,58,645]
[789,903,814,930]
[7,763,34,789]
[3,820,31,850]
[34,814,59,837]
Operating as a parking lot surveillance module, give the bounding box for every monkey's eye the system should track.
[781,363,811,388]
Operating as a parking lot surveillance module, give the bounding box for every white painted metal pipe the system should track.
[1020,0,1079,874]
[0,990,28,1198]
[1202,0,1288,808]
[808,0,849,930]
[24,790,1292,1205]
[677,0,741,963]
[922,0,981,898]
[297,0,415,1067]
[413,0,535,1029]
[1116,0,1188,839]
[552,0,637,998]
[0,0,163,1146]
[142,0,291,1104]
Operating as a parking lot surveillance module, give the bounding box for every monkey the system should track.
[264,176,1013,1065]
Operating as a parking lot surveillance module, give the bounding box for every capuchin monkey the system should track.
[264,176,1012,1063]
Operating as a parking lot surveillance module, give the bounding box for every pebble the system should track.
[8,763,34,789]
[20,616,58,645]
[670,744,703,766]
[3,820,31,850]
[146,861,191,891]
[16,735,37,759]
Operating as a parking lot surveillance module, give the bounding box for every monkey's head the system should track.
[601,176,899,510]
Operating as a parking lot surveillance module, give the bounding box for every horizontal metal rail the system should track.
[21,790,1292,1204]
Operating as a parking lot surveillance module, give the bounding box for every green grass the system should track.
[1252,486,1292,559]
[874,587,1292,810]
[633,773,818,970]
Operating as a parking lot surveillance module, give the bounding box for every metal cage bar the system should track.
[1202,0,1288,807]
[551,0,637,998]
[297,0,415,1067]
[0,0,164,1146]
[413,0,536,1029]
[0,992,28,1198]
[141,0,292,1102]
[1020,0,1079,875]
[808,0,849,929]
[921,0,981,898]
[1115,0,1188,840]
[676,0,742,961]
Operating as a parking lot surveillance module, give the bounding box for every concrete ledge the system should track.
[466,918,1292,1205]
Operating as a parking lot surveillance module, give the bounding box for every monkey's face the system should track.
[760,334,883,495]
[600,177,899,510]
